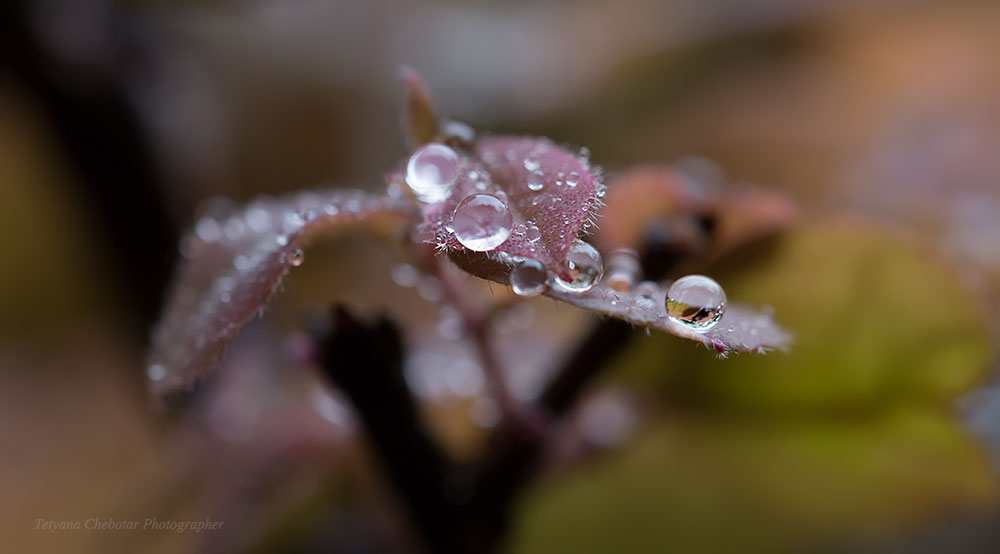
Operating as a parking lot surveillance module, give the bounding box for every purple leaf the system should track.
[546,283,791,355]
[446,251,790,354]
[147,190,416,402]
[420,136,601,279]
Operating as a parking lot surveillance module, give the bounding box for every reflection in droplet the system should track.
[553,240,603,292]
[525,225,541,242]
[510,259,547,297]
[665,274,726,331]
[406,144,460,203]
[451,194,512,251]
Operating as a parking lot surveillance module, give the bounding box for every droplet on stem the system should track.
[406,144,461,203]
[553,240,603,292]
[451,194,513,251]
[665,274,726,331]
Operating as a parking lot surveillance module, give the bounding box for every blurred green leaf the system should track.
[511,410,997,554]
[510,222,998,553]
[617,221,993,413]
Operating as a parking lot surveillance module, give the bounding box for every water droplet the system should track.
[147,363,166,381]
[553,240,603,292]
[451,194,512,251]
[245,207,271,232]
[443,120,476,147]
[233,254,252,271]
[635,281,659,300]
[195,217,221,243]
[406,143,460,203]
[514,223,526,235]
[566,171,581,187]
[510,259,547,297]
[606,248,640,291]
[289,248,305,267]
[665,274,726,331]
[528,179,544,191]
[391,263,419,287]
[523,156,541,171]
[526,225,541,242]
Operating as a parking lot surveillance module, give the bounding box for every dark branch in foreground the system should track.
[315,307,463,553]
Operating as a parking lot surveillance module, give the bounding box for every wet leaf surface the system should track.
[421,136,601,277]
[147,190,416,402]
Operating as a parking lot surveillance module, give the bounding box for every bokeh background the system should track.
[2,0,1000,552]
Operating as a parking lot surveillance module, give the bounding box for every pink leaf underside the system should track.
[147,190,415,400]
[447,251,790,354]
[421,136,599,275]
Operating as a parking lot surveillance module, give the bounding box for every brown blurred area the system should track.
[2,0,1000,552]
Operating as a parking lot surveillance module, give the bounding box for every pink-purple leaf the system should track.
[446,250,790,354]
[147,190,416,402]
[420,136,600,279]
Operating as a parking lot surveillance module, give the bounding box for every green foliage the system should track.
[510,222,997,553]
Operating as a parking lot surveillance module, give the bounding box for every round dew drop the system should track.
[510,259,547,297]
[289,248,305,267]
[451,194,513,252]
[553,240,603,292]
[665,274,726,331]
[406,144,461,203]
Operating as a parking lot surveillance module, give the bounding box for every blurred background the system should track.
[2,0,1000,552]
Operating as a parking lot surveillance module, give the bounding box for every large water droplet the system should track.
[406,144,460,203]
[451,194,512,251]
[289,248,305,267]
[527,179,544,192]
[665,274,726,331]
[510,259,547,297]
[553,240,603,292]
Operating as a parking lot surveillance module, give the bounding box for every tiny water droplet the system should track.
[195,217,221,243]
[553,240,603,292]
[523,156,541,171]
[514,223,526,235]
[528,180,544,191]
[289,248,305,267]
[391,263,419,287]
[526,225,541,242]
[406,143,460,203]
[451,194,512,251]
[147,363,166,381]
[566,171,580,187]
[665,275,726,331]
[510,259,547,297]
